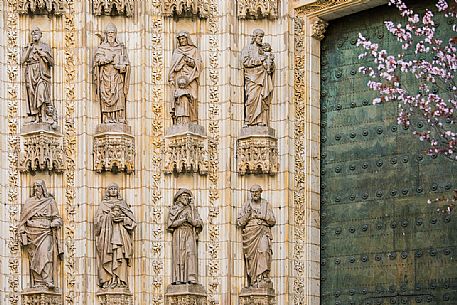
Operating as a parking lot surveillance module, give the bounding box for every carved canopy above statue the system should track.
[17,0,67,14]
[92,0,134,16]
[162,0,210,18]
[237,0,279,19]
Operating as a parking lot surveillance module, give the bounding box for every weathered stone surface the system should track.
[237,0,279,19]
[22,288,63,305]
[19,124,64,173]
[17,0,67,15]
[165,283,207,305]
[239,287,276,305]
[96,287,133,305]
[162,0,209,18]
[92,0,134,16]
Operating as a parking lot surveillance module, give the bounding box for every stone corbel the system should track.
[311,18,329,41]
[162,0,210,18]
[17,0,67,15]
[92,0,134,16]
[22,288,63,305]
[237,0,279,19]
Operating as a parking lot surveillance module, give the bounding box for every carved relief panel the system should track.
[237,0,278,19]
[92,0,134,16]
[163,0,210,18]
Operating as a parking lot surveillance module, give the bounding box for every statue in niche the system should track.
[95,183,136,289]
[237,184,276,288]
[93,23,131,124]
[21,27,57,128]
[168,188,203,284]
[19,180,63,289]
[241,29,275,127]
[168,31,203,125]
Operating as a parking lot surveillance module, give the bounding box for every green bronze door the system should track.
[320,2,457,305]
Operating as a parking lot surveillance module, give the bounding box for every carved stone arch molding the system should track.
[162,0,210,18]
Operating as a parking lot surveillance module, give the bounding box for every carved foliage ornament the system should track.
[312,18,329,41]
[17,0,67,14]
[92,0,134,16]
[297,0,351,15]
[237,0,278,19]
[163,0,210,18]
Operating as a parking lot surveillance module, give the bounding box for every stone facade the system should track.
[0,0,391,304]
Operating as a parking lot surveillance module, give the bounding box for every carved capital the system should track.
[163,0,210,18]
[164,124,208,175]
[19,124,65,173]
[17,0,67,14]
[237,0,278,19]
[93,124,135,174]
[311,18,328,41]
[236,127,278,175]
[92,0,134,16]
[22,288,63,305]
[96,288,133,305]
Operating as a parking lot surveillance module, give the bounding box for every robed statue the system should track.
[95,183,136,289]
[19,180,63,289]
[241,29,275,126]
[237,185,276,288]
[167,188,203,284]
[21,27,57,128]
[93,23,131,124]
[168,31,203,125]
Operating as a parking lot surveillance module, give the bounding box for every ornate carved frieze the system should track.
[312,18,329,40]
[237,0,278,19]
[96,288,133,305]
[162,0,210,18]
[22,288,63,305]
[92,0,134,16]
[165,283,207,305]
[17,0,67,15]
[297,0,351,15]
[164,124,208,175]
[239,287,276,305]
[93,124,135,174]
[237,126,278,175]
[19,124,65,173]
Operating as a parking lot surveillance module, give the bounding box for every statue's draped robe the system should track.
[19,196,63,286]
[95,198,136,287]
[168,45,202,123]
[93,41,130,123]
[22,42,54,118]
[167,203,202,284]
[237,199,276,286]
[241,43,274,126]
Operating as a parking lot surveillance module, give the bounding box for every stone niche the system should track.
[162,0,209,18]
[93,123,135,174]
[22,287,62,305]
[92,0,134,16]
[239,287,276,305]
[96,288,133,305]
[163,123,208,175]
[17,0,67,15]
[237,0,279,19]
[236,126,278,175]
[165,283,207,305]
[19,123,65,173]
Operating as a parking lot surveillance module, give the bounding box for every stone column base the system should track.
[21,287,62,305]
[165,283,207,305]
[236,126,278,175]
[93,123,135,174]
[163,123,208,175]
[96,287,133,305]
[19,123,65,173]
[239,287,276,305]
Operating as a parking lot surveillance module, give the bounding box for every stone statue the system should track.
[95,183,136,289]
[19,180,63,289]
[167,188,203,284]
[93,23,130,124]
[168,31,203,125]
[237,184,276,288]
[21,27,57,128]
[241,29,275,126]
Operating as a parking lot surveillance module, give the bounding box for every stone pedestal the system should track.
[239,287,276,305]
[19,123,65,173]
[163,123,208,175]
[96,288,133,305]
[22,287,62,305]
[165,283,207,305]
[236,126,278,175]
[93,123,135,174]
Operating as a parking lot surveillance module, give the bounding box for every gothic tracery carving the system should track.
[92,0,134,16]
[237,0,278,19]
[17,0,67,15]
[163,0,210,18]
